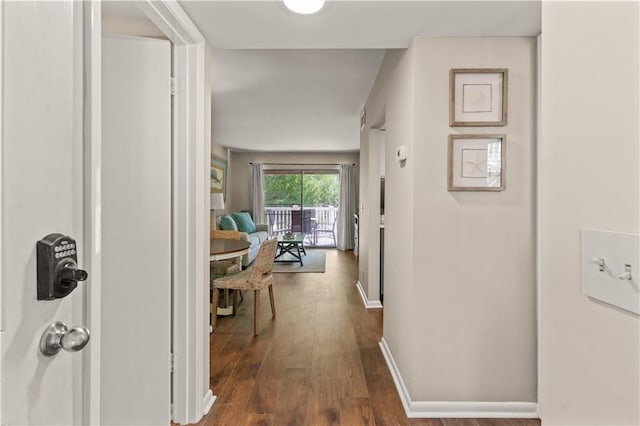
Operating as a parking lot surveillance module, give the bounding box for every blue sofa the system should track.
[219,212,269,267]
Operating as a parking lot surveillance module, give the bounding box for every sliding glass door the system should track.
[264,170,339,247]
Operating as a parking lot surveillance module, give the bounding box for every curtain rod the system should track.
[248,162,356,167]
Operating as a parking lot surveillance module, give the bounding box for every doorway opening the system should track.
[85,2,210,425]
[264,169,339,248]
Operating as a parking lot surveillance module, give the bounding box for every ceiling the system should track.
[180,1,541,50]
[131,1,542,152]
[207,48,385,152]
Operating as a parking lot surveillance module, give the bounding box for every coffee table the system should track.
[274,233,306,266]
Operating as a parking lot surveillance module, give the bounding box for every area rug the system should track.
[273,249,326,273]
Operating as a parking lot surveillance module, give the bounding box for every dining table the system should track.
[210,238,251,262]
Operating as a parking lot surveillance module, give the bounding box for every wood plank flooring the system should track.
[199,250,540,426]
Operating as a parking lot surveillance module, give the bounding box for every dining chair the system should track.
[314,210,338,246]
[289,209,315,245]
[212,238,278,336]
[289,210,303,233]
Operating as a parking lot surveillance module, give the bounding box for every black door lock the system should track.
[37,233,88,300]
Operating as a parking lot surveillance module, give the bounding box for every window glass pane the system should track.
[264,172,301,207]
[302,173,339,207]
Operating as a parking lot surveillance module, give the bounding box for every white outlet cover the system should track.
[582,229,640,315]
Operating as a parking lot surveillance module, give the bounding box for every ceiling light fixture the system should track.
[283,0,325,15]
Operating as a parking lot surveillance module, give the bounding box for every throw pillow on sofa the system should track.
[219,215,238,231]
[231,212,256,234]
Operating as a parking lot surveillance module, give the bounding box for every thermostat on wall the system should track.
[396,146,407,162]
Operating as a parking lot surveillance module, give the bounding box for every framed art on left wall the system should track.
[211,154,227,200]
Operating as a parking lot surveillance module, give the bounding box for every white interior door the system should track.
[101,34,172,425]
[1,2,86,424]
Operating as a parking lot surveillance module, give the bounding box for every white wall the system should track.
[365,47,418,392]
[359,50,407,307]
[211,140,232,231]
[364,37,537,411]
[102,14,165,38]
[539,2,640,424]
[412,37,537,402]
[358,127,384,304]
[359,133,371,290]
[211,143,227,159]
[227,151,359,214]
[210,117,228,228]
[369,131,385,303]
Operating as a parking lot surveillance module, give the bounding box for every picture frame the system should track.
[448,134,506,191]
[210,154,227,200]
[449,68,508,127]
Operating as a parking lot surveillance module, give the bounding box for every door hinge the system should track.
[170,352,175,373]
[170,77,177,96]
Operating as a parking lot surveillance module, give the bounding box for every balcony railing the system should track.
[264,206,338,247]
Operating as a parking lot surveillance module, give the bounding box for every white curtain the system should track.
[337,163,356,251]
[251,163,265,224]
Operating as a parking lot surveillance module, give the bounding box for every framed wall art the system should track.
[210,154,227,200]
[449,68,508,126]
[448,134,506,191]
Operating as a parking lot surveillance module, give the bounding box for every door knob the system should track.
[40,321,90,357]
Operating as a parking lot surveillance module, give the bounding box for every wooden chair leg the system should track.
[212,287,220,330]
[232,290,238,317]
[253,290,260,336]
[268,284,276,318]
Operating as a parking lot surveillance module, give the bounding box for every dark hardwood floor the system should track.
[200,250,540,426]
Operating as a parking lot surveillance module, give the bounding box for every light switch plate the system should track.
[582,229,639,315]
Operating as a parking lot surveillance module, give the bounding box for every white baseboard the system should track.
[202,390,216,415]
[356,281,383,309]
[378,337,412,414]
[378,338,538,419]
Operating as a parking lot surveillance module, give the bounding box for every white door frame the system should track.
[0,1,5,421]
[83,1,210,424]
